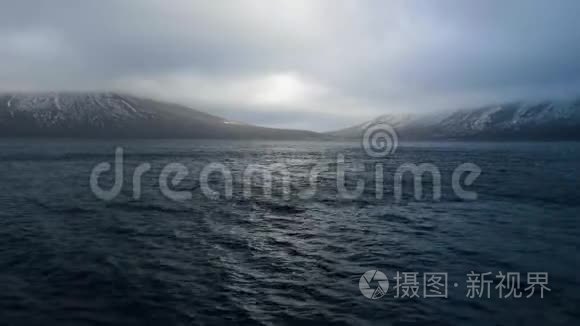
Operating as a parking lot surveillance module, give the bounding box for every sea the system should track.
[0,139,578,325]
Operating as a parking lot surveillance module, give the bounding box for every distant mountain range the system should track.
[1,92,580,140]
[328,99,580,140]
[0,93,321,139]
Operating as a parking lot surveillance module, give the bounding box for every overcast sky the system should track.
[2,0,580,131]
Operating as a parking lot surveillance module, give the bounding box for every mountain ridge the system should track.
[3,92,580,140]
[328,98,580,141]
[0,92,323,140]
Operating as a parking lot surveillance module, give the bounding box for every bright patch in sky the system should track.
[252,73,308,105]
[2,0,580,130]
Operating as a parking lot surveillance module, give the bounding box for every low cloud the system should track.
[2,0,580,130]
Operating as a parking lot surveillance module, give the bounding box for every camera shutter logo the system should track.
[359,270,389,299]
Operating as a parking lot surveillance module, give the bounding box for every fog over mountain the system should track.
[1,92,579,140]
[2,0,580,131]
[0,93,321,139]
[329,98,580,140]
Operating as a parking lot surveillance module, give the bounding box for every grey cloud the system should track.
[1,0,580,131]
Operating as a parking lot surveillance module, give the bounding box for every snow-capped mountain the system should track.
[328,99,580,140]
[0,92,321,139]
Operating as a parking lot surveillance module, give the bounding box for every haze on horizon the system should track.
[1,0,580,131]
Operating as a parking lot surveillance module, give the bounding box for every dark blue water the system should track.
[0,140,578,325]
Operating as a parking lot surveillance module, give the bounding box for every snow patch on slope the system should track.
[1,93,152,127]
[472,106,502,130]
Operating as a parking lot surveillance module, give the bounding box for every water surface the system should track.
[0,140,578,325]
